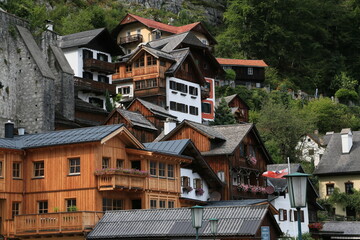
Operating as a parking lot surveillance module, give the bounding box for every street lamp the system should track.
[209,218,218,240]
[190,205,204,240]
[284,172,311,240]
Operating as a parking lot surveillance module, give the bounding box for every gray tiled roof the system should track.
[75,98,108,114]
[0,124,124,150]
[215,94,237,107]
[147,31,206,53]
[143,139,190,155]
[142,46,175,61]
[50,45,74,74]
[117,108,157,131]
[207,199,268,207]
[16,26,55,80]
[321,221,360,235]
[314,131,360,175]
[134,98,177,119]
[59,28,104,49]
[87,205,271,239]
[202,123,253,156]
[184,121,226,141]
[166,48,190,74]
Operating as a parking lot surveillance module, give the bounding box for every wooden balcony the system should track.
[133,66,158,76]
[74,77,116,95]
[119,34,143,45]
[97,173,147,191]
[13,211,103,237]
[83,59,116,75]
[134,87,166,98]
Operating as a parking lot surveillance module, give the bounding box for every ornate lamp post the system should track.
[209,218,218,240]
[284,172,310,240]
[191,205,204,240]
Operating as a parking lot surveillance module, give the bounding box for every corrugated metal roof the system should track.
[118,109,157,131]
[59,28,104,49]
[0,124,124,150]
[143,139,190,155]
[87,205,270,239]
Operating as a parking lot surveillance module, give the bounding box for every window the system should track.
[308,148,315,155]
[137,29,141,34]
[69,158,80,174]
[150,161,157,176]
[135,80,146,90]
[168,164,174,178]
[279,209,287,221]
[0,161,2,177]
[118,87,130,95]
[98,75,109,83]
[147,56,157,66]
[89,97,103,108]
[160,60,166,66]
[147,78,157,88]
[176,83,187,93]
[116,159,124,168]
[83,49,93,60]
[159,200,166,208]
[131,161,141,170]
[102,157,110,169]
[170,101,188,113]
[181,176,190,187]
[97,53,108,62]
[247,67,253,75]
[159,163,165,177]
[103,198,123,211]
[170,101,176,111]
[201,39,208,45]
[170,81,177,90]
[294,210,304,222]
[38,201,48,214]
[150,199,157,209]
[126,64,132,72]
[189,86,198,96]
[66,199,77,212]
[202,102,211,114]
[82,71,93,80]
[289,210,294,222]
[326,183,334,195]
[12,202,20,218]
[345,182,354,194]
[168,201,175,208]
[189,106,198,115]
[248,145,256,157]
[13,162,21,178]
[193,178,202,189]
[33,161,44,177]
[240,144,246,157]
[134,56,145,68]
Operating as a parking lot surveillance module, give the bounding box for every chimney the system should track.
[18,127,25,136]
[164,118,176,135]
[341,128,353,154]
[5,120,14,138]
[45,20,53,31]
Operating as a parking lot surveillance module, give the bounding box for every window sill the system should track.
[171,91,178,94]
[180,93,186,96]
[150,175,158,178]
[13,178,23,180]
[159,176,166,179]
[168,177,175,180]
[68,173,80,177]
[32,176,44,179]
[191,96,197,99]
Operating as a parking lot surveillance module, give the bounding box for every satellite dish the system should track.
[209,191,221,201]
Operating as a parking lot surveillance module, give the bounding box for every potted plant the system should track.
[182,186,193,193]
[195,188,205,196]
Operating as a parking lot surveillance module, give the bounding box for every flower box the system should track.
[94,168,150,177]
[195,188,204,196]
[182,186,193,193]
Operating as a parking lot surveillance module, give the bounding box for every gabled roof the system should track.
[314,131,360,175]
[319,221,360,237]
[144,139,190,155]
[112,13,216,44]
[128,45,175,63]
[127,98,177,120]
[104,108,157,131]
[50,45,74,75]
[0,124,143,150]
[147,31,206,52]
[75,98,108,115]
[215,94,250,110]
[59,28,122,55]
[87,205,279,239]
[16,26,55,80]
[217,58,268,67]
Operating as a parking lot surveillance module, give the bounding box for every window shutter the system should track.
[193,179,196,188]
[284,209,287,221]
[301,211,304,222]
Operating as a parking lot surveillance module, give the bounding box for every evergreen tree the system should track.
[212,98,236,125]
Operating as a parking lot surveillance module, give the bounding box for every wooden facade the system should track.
[228,95,250,123]
[163,123,272,200]
[0,128,190,239]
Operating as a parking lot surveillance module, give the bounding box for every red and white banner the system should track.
[262,168,288,179]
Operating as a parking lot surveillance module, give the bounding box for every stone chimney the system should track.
[164,118,176,135]
[5,120,14,138]
[341,128,353,154]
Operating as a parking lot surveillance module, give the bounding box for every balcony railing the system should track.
[83,59,116,75]
[14,211,103,236]
[74,77,116,95]
[119,34,143,45]
[96,171,148,191]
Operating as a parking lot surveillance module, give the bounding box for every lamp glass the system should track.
[209,218,218,235]
[191,205,204,228]
[285,172,310,208]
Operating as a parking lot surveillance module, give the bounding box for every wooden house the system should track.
[127,98,177,134]
[0,123,192,239]
[217,58,268,88]
[104,108,158,142]
[160,120,273,200]
[215,94,250,123]
[111,13,217,54]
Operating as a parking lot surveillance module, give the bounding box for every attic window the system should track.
[147,55,157,66]
[134,55,145,68]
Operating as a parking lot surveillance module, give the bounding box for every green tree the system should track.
[211,97,236,125]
